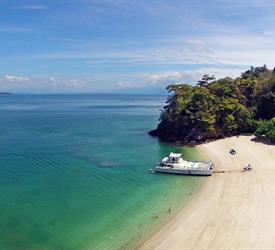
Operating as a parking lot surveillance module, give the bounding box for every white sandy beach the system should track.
[140,135,275,249]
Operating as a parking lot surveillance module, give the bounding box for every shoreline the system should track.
[140,135,275,249]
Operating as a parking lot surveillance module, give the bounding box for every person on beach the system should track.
[168,206,171,213]
[243,163,252,171]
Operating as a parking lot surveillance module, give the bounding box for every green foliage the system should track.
[222,114,237,133]
[257,91,275,119]
[151,65,275,143]
[197,74,215,87]
[234,104,256,131]
[207,77,234,98]
[255,118,275,142]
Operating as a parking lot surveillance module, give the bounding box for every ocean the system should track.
[0,94,203,250]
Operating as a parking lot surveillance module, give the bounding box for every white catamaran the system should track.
[152,152,213,176]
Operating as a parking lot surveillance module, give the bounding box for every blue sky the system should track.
[1,0,275,93]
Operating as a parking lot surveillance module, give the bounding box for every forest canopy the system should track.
[149,65,275,144]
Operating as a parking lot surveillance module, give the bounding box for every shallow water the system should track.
[0,94,204,249]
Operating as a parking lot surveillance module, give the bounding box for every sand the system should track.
[140,135,275,249]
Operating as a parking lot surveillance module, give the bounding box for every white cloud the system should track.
[0,66,249,93]
[148,71,204,85]
[186,39,206,45]
[113,66,247,90]
[49,77,57,82]
[199,67,245,79]
[262,30,275,36]
[22,33,272,66]
[4,75,29,81]
[11,5,48,10]
[117,81,129,89]
[146,67,245,86]
[149,72,183,82]
[116,81,143,89]
[0,75,87,92]
[63,79,86,88]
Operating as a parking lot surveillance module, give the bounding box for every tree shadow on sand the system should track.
[251,136,275,146]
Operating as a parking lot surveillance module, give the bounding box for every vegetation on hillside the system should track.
[149,65,275,144]
[255,118,275,143]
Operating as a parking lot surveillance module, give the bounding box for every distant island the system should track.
[149,65,275,144]
[0,92,12,95]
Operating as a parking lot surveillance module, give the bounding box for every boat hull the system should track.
[152,167,212,176]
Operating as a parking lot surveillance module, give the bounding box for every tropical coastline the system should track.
[140,135,275,249]
[3,1,275,249]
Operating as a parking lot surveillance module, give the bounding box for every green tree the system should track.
[255,118,275,142]
[257,91,275,119]
[197,74,215,87]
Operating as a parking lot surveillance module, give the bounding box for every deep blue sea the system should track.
[0,94,203,250]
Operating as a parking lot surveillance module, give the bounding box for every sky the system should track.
[1,0,275,93]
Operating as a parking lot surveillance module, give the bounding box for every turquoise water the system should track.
[0,94,204,250]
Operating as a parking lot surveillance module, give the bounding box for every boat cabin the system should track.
[167,152,182,163]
